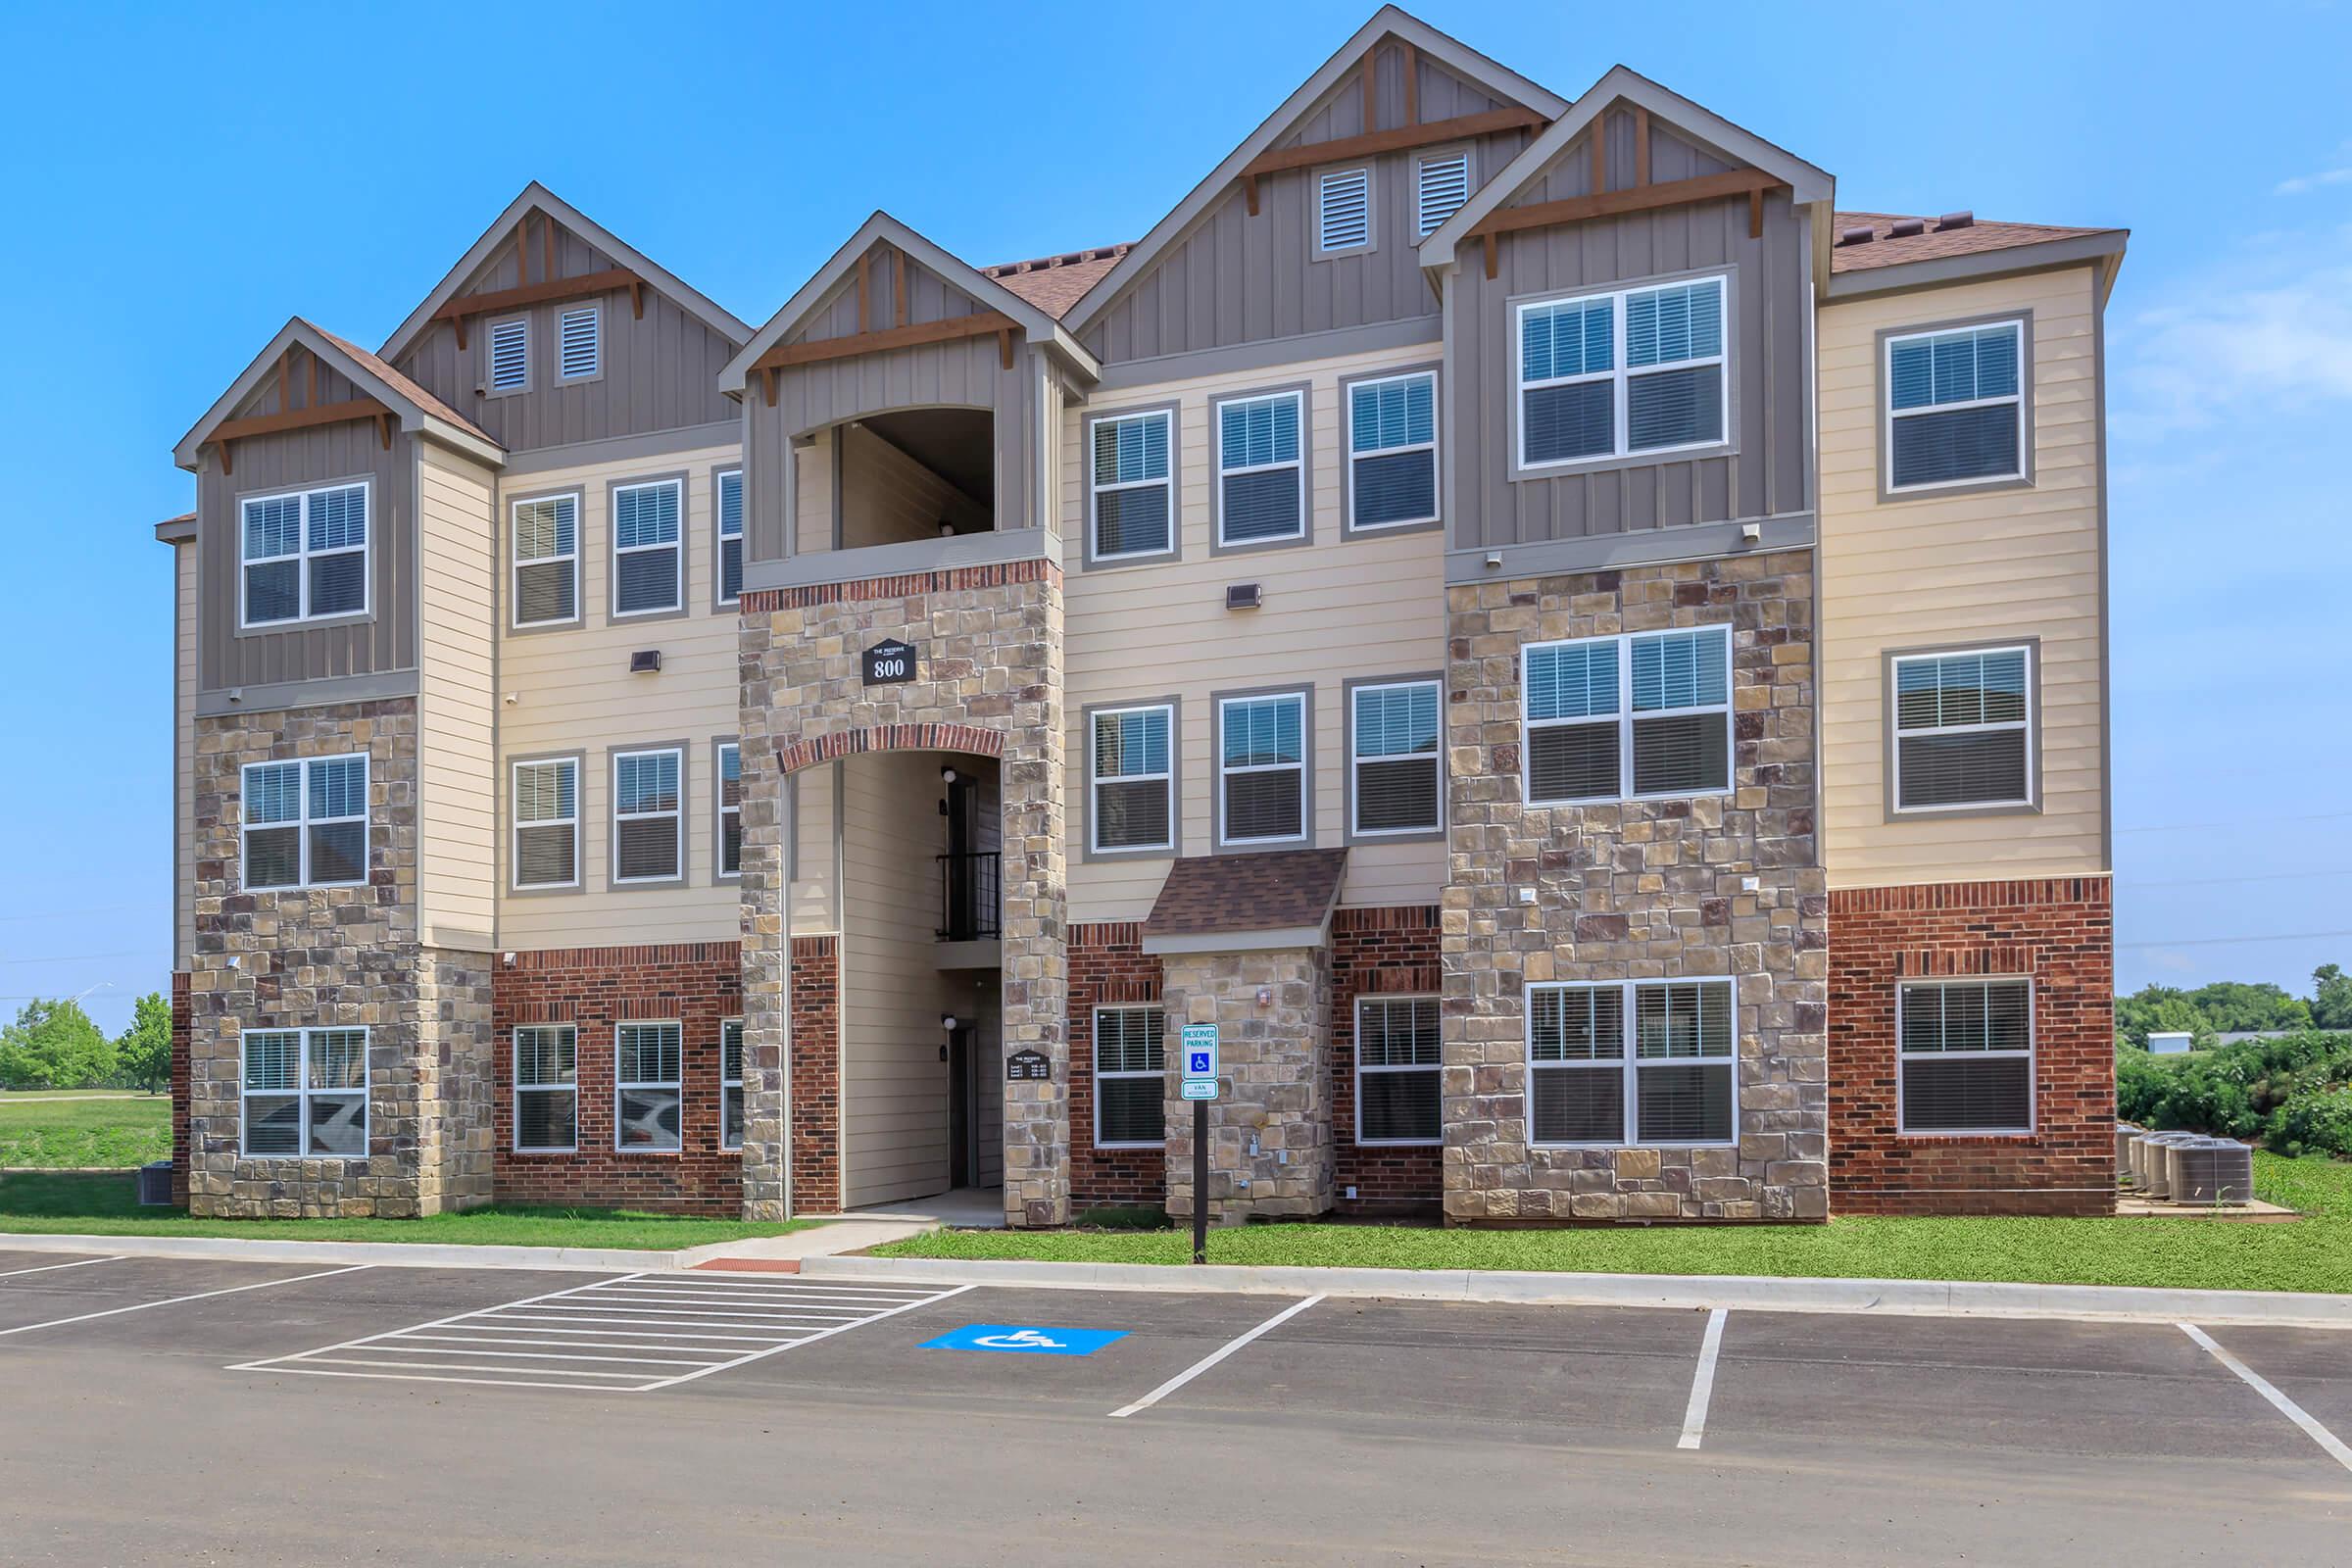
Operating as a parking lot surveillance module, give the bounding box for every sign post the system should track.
[1179,1023,1220,1265]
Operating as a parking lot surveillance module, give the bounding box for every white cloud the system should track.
[2278,143,2352,195]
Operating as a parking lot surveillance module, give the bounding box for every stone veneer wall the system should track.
[492,942,742,1212]
[187,698,495,1217]
[1068,922,1166,1210]
[739,560,1067,1225]
[1443,553,1828,1223]
[1330,906,1446,1215]
[1829,877,2115,1215]
[1162,945,1334,1223]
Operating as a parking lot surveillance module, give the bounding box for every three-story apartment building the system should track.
[160,7,2122,1226]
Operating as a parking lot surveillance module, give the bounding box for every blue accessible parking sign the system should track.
[922,1324,1128,1356]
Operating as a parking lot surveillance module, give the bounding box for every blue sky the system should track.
[1,0,2346,1035]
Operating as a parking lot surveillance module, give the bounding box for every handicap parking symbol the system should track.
[921,1324,1128,1356]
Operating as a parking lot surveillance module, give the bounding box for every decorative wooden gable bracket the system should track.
[1472,155,1786,280]
[1240,38,1547,217]
[206,344,392,476]
[755,242,1018,407]
[436,214,646,350]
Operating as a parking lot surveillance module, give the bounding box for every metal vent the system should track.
[1888,217,1926,238]
[629,650,662,674]
[1226,582,1262,611]
[1837,225,1875,247]
[1936,210,1976,230]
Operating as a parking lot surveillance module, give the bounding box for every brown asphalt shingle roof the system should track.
[984,245,1131,319]
[304,320,499,446]
[1830,211,2122,273]
[1144,849,1349,940]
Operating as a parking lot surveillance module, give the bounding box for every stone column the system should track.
[1161,946,1334,1224]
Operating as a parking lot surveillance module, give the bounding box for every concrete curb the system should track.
[798,1255,2352,1328]
[0,1231,733,1274]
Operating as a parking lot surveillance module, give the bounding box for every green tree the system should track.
[114,991,172,1095]
[2135,997,2216,1053]
[2184,980,2311,1035]
[2315,964,2352,1032]
[2116,984,2193,1048]
[0,999,117,1090]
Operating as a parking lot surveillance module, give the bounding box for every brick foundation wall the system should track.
[492,943,743,1214]
[1067,923,1165,1211]
[169,971,190,1205]
[1331,907,1446,1216]
[1828,877,2114,1215]
[789,936,842,1215]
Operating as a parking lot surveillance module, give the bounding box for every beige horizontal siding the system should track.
[1817,266,2108,889]
[492,442,743,950]
[416,445,500,951]
[1058,340,1448,922]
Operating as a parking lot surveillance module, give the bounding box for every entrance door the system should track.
[947,1024,978,1188]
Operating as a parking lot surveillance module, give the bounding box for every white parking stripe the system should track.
[0,1264,369,1339]
[370,1343,720,1366]
[1108,1295,1325,1419]
[1677,1308,1729,1451]
[636,1283,977,1391]
[0,1255,127,1281]
[2180,1322,2352,1476]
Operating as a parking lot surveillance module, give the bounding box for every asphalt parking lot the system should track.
[1,1246,2345,1565]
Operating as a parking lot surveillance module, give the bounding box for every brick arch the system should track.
[774,722,1006,776]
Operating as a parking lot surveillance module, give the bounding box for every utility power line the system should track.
[2116,929,2352,950]
[2121,868,2352,890]
[2117,809,2352,835]
[0,953,136,965]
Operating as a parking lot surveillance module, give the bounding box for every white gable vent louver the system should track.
[1417,153,1470,236]
[560,306,600,380]
[1319,168,1371,252]
[489,318,528,390]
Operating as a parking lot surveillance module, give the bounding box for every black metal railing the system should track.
[937,851,1002,941]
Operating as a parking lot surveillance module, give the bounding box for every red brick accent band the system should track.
[169,971,191,1206]
[1068,922,1165,1210]
[738,557,1060,615]
[492,943,744,1214]
[777,723,1005,775]
[1331,906,1446,1215]
[789,936,842,1215]
[1828,876,2114,1215]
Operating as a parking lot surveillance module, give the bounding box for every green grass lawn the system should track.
[0,1095,172,1168]
[875,1152,2352,1296]
[0,1172,814,1250]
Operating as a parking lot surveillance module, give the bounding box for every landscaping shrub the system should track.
[2269,1084,2352,1159]
[2117,1031,2352,1154]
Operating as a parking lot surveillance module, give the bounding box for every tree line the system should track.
[2115,965,2352,1052]
[0,995,172,1094]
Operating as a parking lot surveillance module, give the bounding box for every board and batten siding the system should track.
[395,220,741,454]
[1445,115,1812,551]
[1079,48,1532,365]
[838,750,964,1207]
[416,443,499,952]
[491,441,743,950]
[173,537,198,965]
[1817,266,2108,887]
[195,372,417,692]
[1059,340,1448,921]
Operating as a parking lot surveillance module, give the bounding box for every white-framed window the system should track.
[559,305,600,380]
[489,317,528,391]
[715,467,744,606]
[512,494,579,627]
[1215,390,1305,546]
[1348,370,1437,530]
[1355,995,1441,1145]
[615,1022,683,1152]
[513,1024,577,1152]
[1317,166,1372,253]
[612,747,683,884]
[240,481,368,627]
[1897,978,2034,1135]
[1891,645,2032,811]
[716,742,742,878]
[1516,275,1728,468]
[512,758,579,890]
[1528,979,1737,1147]
[1090,410,1174,561]
[720,1017,745,1151]
[1090,704,1174,854]
[241,1026,368,1158]
[1218,691,1307,846]
[612,478,682,616]
[1886,319,2025,491]
[1093,1005,1165,1149]
[1351,679,1441,836]
[1524,628,1732,805]
[241,754,368,890]
[1414,150,1471,237]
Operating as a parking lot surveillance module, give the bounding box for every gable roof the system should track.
[717,211,1102,391]
[1828,210,2127,282]
[1061,5,1568,334]
[1416,65,1835,266]
[377,181,752,367]
[172,317,504,471]
[985,245,1132,319]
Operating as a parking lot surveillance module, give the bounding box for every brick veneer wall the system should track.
[1331,906,1445,1215]
[492,942,743,1213]
[169,971,191,1205]
[1067,923,1165,1210]
[1829,877,2115,1215]
[789,936,842,1215]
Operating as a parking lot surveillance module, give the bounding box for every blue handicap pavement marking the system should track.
[922,1324,1129,1356]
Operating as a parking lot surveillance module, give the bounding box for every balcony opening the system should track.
[836,407,994,551]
